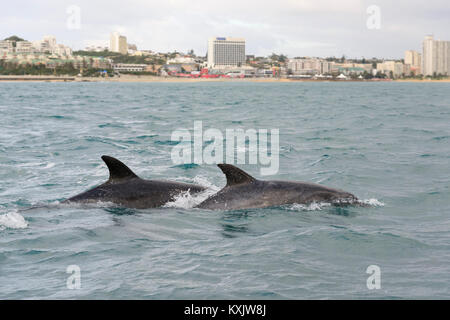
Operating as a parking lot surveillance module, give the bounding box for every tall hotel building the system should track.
[422,35,450,76]
[207,37,245,68]
[110,32,128,55]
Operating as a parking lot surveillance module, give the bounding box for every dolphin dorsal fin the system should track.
[218,164,256,187]
[101,155,138,183]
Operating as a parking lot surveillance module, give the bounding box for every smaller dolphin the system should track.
[196,164,358,210]
[64,156,206,209]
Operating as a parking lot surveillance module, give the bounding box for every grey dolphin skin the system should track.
[196,164,358,210]
[64,156,206,209]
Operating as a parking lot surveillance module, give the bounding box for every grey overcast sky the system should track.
[1,0,449,59]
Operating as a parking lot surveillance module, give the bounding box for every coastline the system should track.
[0,74,449,83]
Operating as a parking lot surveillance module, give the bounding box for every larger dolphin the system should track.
[64,156,206,209]
[196,164,358,210]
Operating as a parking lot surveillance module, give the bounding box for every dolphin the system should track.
[196,164,358,210]
[64,155,206,209]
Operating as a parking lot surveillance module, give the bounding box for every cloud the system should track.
[0,0,449,58]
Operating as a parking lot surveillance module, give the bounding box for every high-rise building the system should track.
[110,32,127,54]
[404,50,422,75]
[422,35,450,76]
[207,37,245,68]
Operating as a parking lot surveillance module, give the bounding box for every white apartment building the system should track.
[404,50,422,74]
[53,44,73,56]
[42,35,57,49]
[376,61,404,78]
[287,58,333,75]
[15,41,35,53]
[207,37,245,68]
[0,40,14,53]
[30,36,72,56]
[422,35,450,76]
[110,32,128,54]
[32,40,51,53]
[113,63,148,72]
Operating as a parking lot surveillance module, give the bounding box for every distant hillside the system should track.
[4,35,25,42]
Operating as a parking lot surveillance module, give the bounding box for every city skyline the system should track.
[1,0,449,59]
[2,33,449,79]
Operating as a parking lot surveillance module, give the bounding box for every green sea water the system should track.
[0,81,449,299]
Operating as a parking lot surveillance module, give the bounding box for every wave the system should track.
[0,211,28,230]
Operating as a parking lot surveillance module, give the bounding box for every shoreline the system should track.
[0,75,449,83]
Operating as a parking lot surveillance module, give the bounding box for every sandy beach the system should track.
[0,74,449,83]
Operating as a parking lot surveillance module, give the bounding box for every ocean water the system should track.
[0,81,449,299]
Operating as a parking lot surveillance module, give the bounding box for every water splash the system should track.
[0,211,28,230]
[164,175,220,209]
[357,198,385,206]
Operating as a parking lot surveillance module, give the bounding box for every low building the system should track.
[288,58,333,75]
[92,57,112,69]
[112,63,148,72]
[376,61,404,78]
[162,64,182,73]
[15,41,35,53]
[52,44,72,56]
[145,64,161,73]
[336,66,366,76]
[0,40,14,54]
[32,40,51,53]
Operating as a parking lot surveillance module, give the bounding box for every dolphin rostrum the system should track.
[196,164,358,210]
[64,156,206,209]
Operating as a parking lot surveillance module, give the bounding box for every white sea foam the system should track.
[357,198,385,206]
[0,211,28,230]
[288,198,385,211]
[44,162,55,169]
[164,175,220,209]
[164,188,219,209]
